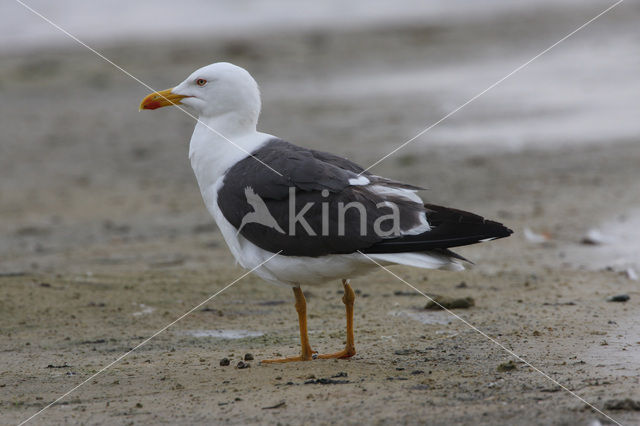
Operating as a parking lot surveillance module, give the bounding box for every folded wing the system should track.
[217,138,512,258]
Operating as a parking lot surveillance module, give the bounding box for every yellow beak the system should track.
[139,88,189,110]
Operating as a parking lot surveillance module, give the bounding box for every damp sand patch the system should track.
[183,329,265,339]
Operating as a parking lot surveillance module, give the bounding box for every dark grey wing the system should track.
[217,139,427,256]
[309,148,425,191]
[307,148,365,175]
[307,147,512,250]
[236,140,361,198]
[218,138,512,257]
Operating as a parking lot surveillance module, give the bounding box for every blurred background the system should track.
[2,2,640,424]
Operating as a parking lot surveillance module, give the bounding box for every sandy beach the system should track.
[1,1,640,424]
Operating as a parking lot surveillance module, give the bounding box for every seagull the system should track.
[140,62,512,363]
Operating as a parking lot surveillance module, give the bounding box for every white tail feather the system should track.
[369,252,464,271]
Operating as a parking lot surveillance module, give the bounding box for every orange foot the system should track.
[317,346,356,360]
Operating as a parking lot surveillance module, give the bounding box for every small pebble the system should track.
[606,294,630,302]
[393,291,416,296]
[580,229,606,245]
[604,398,640,411]
[497,360,517,372]
[236,361,250,369]
[425,296,475,310]
[244,353,254,361]
[219,358,230,366]
[305,377,349,385]
[262,401,286,409]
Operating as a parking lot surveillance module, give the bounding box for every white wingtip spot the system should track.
[479,237,497,242]
[348,176,370,186]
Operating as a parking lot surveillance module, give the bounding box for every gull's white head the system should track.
[140,62,261,128]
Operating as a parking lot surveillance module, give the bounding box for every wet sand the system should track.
[2,5,640,425]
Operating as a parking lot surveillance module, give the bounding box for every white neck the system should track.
[198,111,257,137]
[188,114,271,195]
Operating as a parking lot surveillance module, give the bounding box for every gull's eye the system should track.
[196,78,207,87]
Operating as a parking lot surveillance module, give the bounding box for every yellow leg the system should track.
[261,286,316,363]
[317,279,356,359]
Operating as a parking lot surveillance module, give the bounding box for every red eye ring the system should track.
[196,78,207,86]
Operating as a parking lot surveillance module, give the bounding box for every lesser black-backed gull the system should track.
[140,62,512,363]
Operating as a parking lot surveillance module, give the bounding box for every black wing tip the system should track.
[434,248,474,264]
[482,219,513,240]
[501,226,514,238]
[426,203,514,239]
[361,205,513,254]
